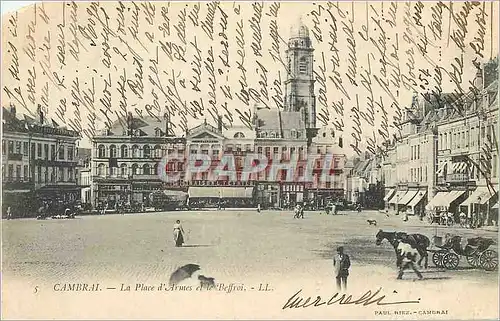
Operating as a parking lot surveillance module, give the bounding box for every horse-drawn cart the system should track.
[429,235,498,271]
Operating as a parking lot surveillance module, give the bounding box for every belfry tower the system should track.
[283,20,318,142]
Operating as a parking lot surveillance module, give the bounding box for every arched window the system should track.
[98,145,105,158]
[143,164,151,175]
[153,163,159,176]
[98,163,106,176]
[131,164,138,175]
[120,164,128,177]
[109,145,117,158]
[299,57,307,74]
[291,129,297,138]
[132,145,139,158]
[234,132,245,139]
[143,145,151,158]
[154,145,161,158]
[121,145,128,158]
[270,131,276,138]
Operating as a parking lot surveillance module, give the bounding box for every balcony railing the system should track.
[34,159,78,167]
[446,173,469,182]
[6,153,23,161]
[438,149,451,156]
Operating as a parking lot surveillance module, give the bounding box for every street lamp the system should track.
[396,193,400,215]
[477,196,482,227]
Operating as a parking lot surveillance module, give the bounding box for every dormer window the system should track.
[234,132,245,139]
[155,128,162,137]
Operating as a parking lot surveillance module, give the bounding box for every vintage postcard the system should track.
[1,0,499,319]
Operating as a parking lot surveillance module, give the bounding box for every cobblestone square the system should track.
[2,210,498,319]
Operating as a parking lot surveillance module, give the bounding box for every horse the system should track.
[375,229,430,268]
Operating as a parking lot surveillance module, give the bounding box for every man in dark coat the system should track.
[333,246,351,291]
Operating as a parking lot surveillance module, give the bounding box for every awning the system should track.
[188,187,253,198]
[408,190,427,207]
[444,190,466,205]
[460,188,496,207]
[426,192,449,208]
[383,189,395,201]
[398,190,419,205]
[388,191,406,204]
[436,163,447,176]
[220,187,253,198]
[188,187,220,198]
[452,162,468,174]
[162,190,188,197]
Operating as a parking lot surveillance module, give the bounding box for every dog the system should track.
[198,275,216,288]
[367,219,377,226]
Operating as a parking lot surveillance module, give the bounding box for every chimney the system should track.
[217,115,223,133]
[164,112,170,136]
[473,65,484,91]
[37,104,44,124]
[9,103,16,117]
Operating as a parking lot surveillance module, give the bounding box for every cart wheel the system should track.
[432,250,447,267]
[466,254,481,268]
[442,253,459,270]
[479,250,498,271]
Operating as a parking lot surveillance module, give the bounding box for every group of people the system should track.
[36,201,79,219]
[427,208,488,228]
[293,204,305,219]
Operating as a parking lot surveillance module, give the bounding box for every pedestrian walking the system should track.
[6,206,12,220]
[396,242,423,280]
[173,220,185,247]
[333,246,350,291]
[403,208,410,222]
[257,203,261,214]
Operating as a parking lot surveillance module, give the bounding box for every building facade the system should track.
[382,58,498,225]
[2,105,80,217]
[90,22,345,210]
[76,148,92,205]
[92,115,186,210]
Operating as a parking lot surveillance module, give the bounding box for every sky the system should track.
[1,1,36,14]
[2,1,498,154]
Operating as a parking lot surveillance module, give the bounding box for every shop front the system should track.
[281,184,305,209]
[188,186,254,208]
[459,187,498,226]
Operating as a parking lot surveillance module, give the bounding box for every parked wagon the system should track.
[429,235,498,271]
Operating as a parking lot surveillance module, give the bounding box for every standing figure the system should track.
[403,208,409,222]
[333,246,351,291]
[173,220,185,247]
[257,203,261,214]
[6,206,12,220]
[299,205,304,219]
[396,241,423,280]
[293,205,300,219]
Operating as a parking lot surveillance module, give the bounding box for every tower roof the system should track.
[289,17,310,39]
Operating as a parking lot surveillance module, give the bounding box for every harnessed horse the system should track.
[375,229,430,268]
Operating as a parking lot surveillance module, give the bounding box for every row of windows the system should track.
[190,170,342,183]
[2,140,74,160]
[257,130,302,139]
[410,145,421,161]
[96,163,161,176]
[97,145,184,159]
[438,123,496,151]
[2,164,74,182]
[409,167,427,183]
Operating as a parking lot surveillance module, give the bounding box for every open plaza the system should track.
[2,209,498,319]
